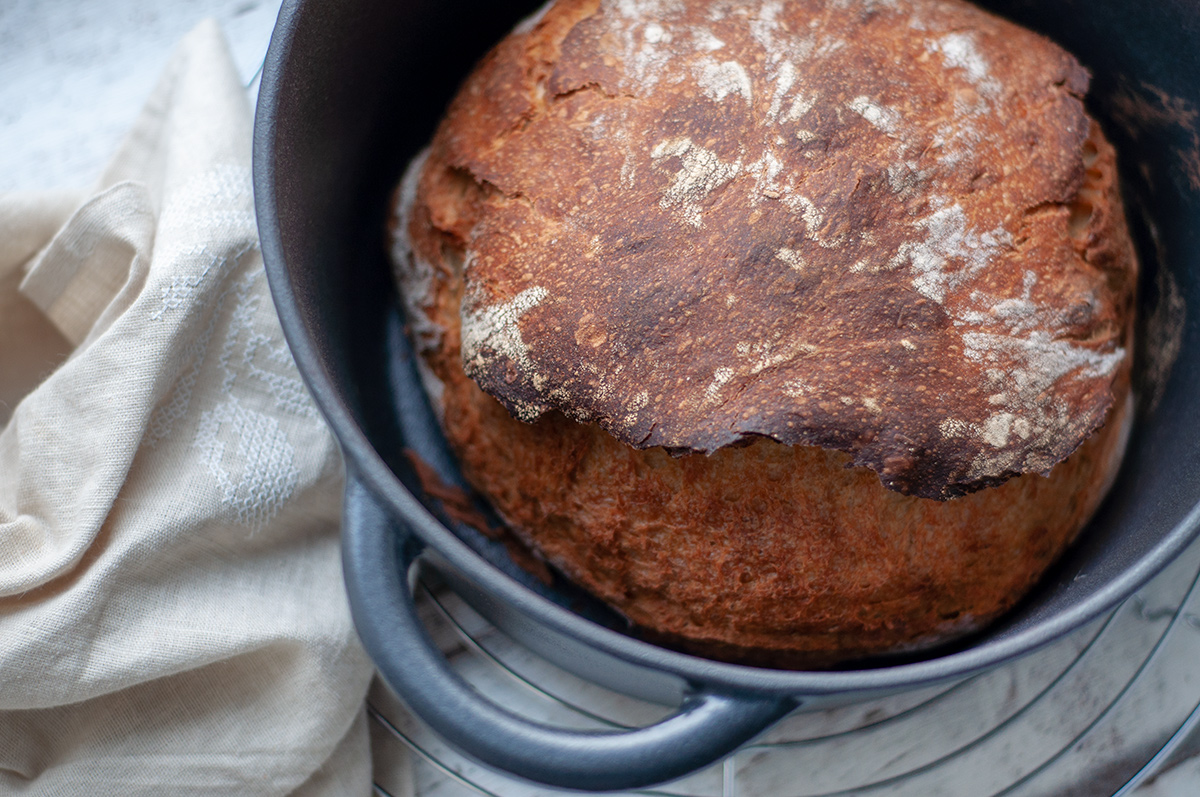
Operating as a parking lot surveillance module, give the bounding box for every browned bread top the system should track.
[406,0,1135,499]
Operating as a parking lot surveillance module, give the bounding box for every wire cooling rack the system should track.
[365,532,1200,797]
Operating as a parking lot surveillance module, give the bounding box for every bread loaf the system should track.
[391,0,1138,666]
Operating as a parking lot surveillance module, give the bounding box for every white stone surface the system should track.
[0,0,282,191]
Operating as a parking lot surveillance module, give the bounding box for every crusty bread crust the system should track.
[391,0,1138,665]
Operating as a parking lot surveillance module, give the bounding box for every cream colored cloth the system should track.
[0,20,389,795]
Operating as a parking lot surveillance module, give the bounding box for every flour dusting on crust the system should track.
[397,0,1137,499]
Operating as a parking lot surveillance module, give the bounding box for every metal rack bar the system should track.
[369,701,507,797]
[1112,695,1200,796]
[421,582,636,730]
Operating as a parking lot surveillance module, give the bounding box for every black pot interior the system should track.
[260,0,1200,668]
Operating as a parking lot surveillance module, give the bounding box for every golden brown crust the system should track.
[435,367,1129,667]
[390,0,1139,665]
[404,0,1134,500]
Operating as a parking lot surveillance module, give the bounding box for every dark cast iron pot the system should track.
[253,0,1200,790]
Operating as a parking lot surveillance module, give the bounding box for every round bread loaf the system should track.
[391,0,1138,666]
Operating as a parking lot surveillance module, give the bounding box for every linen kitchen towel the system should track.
[0,20,387,795]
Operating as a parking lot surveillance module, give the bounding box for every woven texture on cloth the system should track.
[0,20,386,795]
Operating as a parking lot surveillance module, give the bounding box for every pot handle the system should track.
[342,473,796,791]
